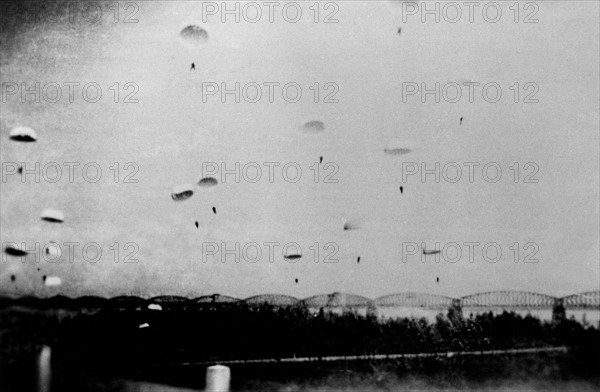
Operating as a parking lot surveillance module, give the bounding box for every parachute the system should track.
[171,185,194,201]
[4,245,27,256]
[198,177,218,187]
[284,254,302,260]
[9,126,37,142]
[9,127,37,174]
[342,216,369,231]
[41,209,64,223]
[301,120,325,133]
[383,146,412,155]
[383,138,414,155]
[180,25,209,46]
[343,220,359,231]
[44,276,62,286]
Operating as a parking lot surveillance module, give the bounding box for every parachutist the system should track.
[400,186,403,194]
[460,117,463,125]
[212,207,217,214]
[190,62,195,71]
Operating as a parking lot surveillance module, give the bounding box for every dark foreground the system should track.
[1,300,599,391]
[3,350,599,392]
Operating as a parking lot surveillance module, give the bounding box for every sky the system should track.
[1,1,598,299]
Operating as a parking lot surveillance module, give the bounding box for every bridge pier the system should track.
[552,298,566,322]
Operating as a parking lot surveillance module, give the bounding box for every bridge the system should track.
[229,290,599,323]
[2,290,598,323]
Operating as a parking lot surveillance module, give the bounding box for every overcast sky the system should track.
[1,1,598,299]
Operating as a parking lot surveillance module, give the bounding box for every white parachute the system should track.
[9,126,37,142]
[41,209,65,223]
[44,276,62,287]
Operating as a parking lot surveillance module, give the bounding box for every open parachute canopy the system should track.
[301,120,325,133]
[383,146,412,155]
[343,219,360,231]
[198,177,218,187]
[4,245,28,256]
[41,209,65,223]
[180,25,209,46]
[9,126,37,142]
[44,276,62,286]
[171,184,194,201]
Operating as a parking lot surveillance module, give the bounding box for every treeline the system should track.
[2,301,598,368]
